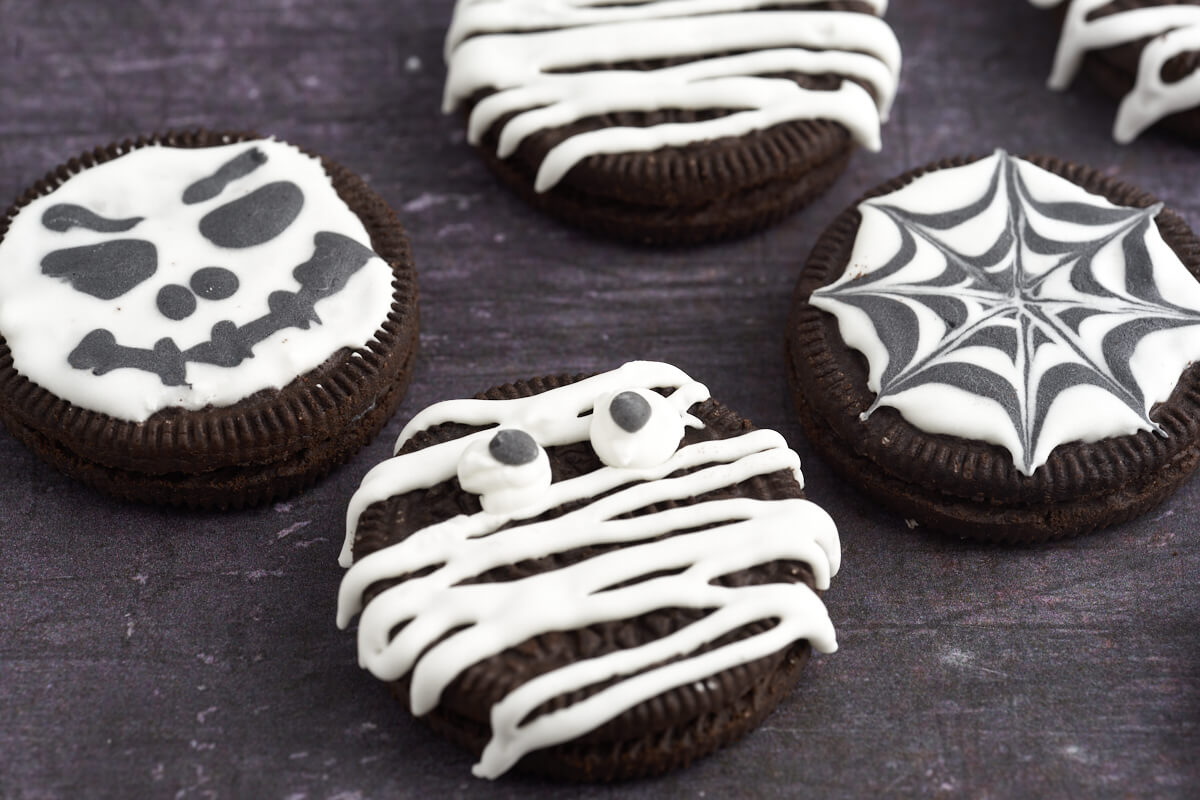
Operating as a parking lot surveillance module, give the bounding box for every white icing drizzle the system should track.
[443,0,901,192]
[811,151,1200,474]
[1031,0,1200,142]
[0,139,395,422]
[337,361,840,779]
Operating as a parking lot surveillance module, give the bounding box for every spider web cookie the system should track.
[789,152,1200,540]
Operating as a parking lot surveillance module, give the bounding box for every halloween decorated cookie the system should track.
[442,0,901,244]
[1030,0,1200,142]
[786,151,1200,542]
[337,361,840,780]
[0,131,419,508]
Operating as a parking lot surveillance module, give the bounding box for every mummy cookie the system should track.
[1031,0,1200,142]
[337,361,840,780]
[786,151,1200,541]
[0,131,419,508]
[443,0,901,244]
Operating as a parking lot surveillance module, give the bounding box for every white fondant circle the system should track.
[0,139,395,422]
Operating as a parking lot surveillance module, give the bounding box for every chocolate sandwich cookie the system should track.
[1030,0,1200,142]
[0,131,419,508]
[786,150,1200,542]
[337,361,840,780]
[442,0,901,245]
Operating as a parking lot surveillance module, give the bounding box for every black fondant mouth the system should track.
[67,232,376,387]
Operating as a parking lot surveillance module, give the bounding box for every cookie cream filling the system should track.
[0,139,395,422]
[811,150,1200,475]
[1031,0,1200,142]
[443,0,902,192]
[337,361,840,779]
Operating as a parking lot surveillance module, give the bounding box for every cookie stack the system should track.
[0,132,419,508]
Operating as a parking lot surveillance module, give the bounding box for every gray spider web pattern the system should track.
[812,152,1200,474]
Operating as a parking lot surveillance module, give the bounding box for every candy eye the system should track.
[589,388,684,469]
[456,428,551,514]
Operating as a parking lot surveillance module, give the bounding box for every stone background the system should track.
[0,1,1196,797]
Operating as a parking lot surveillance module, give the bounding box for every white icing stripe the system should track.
[811,151,1200,474]
[359,501,834,679]
[1119,22,1200,141]
[480,569,832,778]
[339,432,815,623]
[481,50,897,158]
[337,361,840,779]
[443,1,901,192]
[1031,0,1200,142]
[446,0,889,55]
[530,80,880,193]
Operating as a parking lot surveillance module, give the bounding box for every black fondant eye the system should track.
[41,239,157,300]
[608,391,651,433]
[489,429,539,465]
[199,181,304,249]
[190,267,239,300]
[157,284,197,320]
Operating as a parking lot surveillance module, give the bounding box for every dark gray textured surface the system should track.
[1,1,1197,797]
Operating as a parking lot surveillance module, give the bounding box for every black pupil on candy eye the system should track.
[489,429,539,466]
[191,266,239,300]
[610,391,651,433]
[157,284,197,321]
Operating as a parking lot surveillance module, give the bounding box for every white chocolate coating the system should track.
[0,140,394,422]
[811,151,1200,475]
[443,0,901,191]
[337,361,840,779]
[1031,0,1200,142]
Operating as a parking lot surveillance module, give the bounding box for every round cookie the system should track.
[786,150,1200,542]
[0,130,419,509]
[337,361,840,780]
[442,0,901,245]
[1031,0,1200,142]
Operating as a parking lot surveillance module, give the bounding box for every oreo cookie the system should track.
[786,150,1200,542]
[443,0,901,244]
[337,361,840,780]
[1031,0,1200,142]
[0,131,419,509]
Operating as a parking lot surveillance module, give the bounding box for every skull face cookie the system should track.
[0,131,419,508]
[337,361,840,781]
